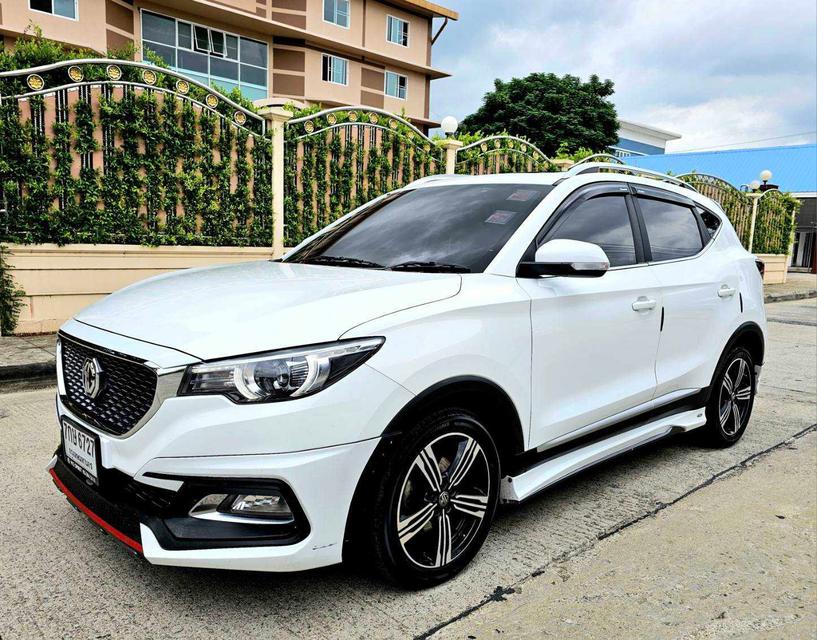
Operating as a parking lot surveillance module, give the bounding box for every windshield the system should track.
[284,183,553,273]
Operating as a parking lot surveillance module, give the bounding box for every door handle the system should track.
[632,297,657,311]
[718,285,737,298]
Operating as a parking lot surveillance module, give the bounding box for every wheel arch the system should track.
[725,321,765,368]
[342,376,526,556]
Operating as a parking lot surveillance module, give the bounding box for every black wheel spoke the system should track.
[397,431,491,569]
[719,356,753,437]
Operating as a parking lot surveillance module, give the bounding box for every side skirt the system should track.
[500,407,706,503]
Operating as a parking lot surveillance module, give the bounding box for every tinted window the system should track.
[699,208,722,238]
[285,184,552,273]
[545,195,637,267]
[639,198,703,261]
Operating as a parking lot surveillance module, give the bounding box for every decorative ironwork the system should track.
[284,105,444,246]
[26,74,44,90]
[67,65,84,82]
[141,69,157,86]
[0,58,271,248]
[573,153,626,165]
[455,135,550,175]
[678,174,753,246]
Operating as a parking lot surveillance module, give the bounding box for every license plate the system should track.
[62,419,99,486]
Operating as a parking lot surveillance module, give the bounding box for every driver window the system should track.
[544,195,637,267]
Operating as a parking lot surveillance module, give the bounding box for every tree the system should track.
[460,73,619,156]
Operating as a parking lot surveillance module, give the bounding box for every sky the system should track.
[428,0,817,153]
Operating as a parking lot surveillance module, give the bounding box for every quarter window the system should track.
[30,0,77,19]
[387,16,409,46]
[324,0,350,27]
[638,198,704,261]
[545,194,637,267]
[322,54,348,85]
[698,208,722,238]
[141,10,268,101]
[385,71,407,99]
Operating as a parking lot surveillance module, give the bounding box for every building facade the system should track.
[611,119,682,157]
[0,0,458,130]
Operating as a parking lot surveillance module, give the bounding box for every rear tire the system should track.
[364,408,500,588]
[699,346,756,447]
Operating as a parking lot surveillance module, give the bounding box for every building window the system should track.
[29,0,77,20]
[322,54,348,85]
[384,71,407,99]
[141,10,268,101]
[323,0,350,28]
[387,16,409,46]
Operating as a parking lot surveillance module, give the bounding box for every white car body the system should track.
[49,169,766,576]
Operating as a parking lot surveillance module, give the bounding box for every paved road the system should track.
[0,299,814,640]
[436,430,817,639]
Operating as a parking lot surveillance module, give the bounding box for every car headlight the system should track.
[179,337,384,403]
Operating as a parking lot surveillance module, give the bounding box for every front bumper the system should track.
[49,434,380,571]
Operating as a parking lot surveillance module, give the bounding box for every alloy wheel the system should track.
[718,356,753,436]
[396,432,491,568]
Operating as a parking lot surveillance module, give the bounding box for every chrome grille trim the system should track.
[58,332,187,439]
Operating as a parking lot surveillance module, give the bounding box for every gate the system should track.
[284,107,443,246]
[455,135,550,175]
[0,58,272,247]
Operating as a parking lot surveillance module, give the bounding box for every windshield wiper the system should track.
[301,255,384,269]
[387,261,471,273]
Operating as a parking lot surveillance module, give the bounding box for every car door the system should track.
[631,186,741,400]
[517,183,663,450]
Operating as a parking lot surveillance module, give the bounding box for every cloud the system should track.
[430,0,817,151]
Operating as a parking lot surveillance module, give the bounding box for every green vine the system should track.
[0,244,25,334]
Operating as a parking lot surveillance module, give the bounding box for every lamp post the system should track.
[745,169,779,253]
[438,116,462,174]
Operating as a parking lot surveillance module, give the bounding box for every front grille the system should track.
[61,336,157,436]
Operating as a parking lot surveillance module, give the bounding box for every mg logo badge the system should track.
[82,358,104,399]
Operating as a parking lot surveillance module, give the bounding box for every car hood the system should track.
[74,260,461,361]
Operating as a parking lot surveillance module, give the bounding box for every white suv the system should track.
[50,165,766,588]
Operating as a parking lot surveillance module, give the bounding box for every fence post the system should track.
[747,192,761,253]
[437,139,463,174]
[258,106,292,257]
[551,159,574,172]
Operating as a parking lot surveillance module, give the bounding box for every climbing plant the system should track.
[0,59,272,247]
[0,245,25,335]
[283,106,443,246]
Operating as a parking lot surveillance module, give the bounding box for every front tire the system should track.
[365,408,500,588]
[700,346,756,447]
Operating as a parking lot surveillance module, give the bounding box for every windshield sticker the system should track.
[485,210,517,225]
[507,189,539,202]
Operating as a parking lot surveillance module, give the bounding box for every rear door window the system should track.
[637,197,704,261]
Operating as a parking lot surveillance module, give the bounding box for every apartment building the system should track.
[0,0,458,129]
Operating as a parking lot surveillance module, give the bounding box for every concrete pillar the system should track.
[437,138,463,174]
[257,106,292,257]
[551,158,574,172]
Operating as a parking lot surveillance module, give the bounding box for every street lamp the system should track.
[759,169,778,191]
[440,116,458,138]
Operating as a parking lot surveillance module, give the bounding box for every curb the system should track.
[0,360,56,392]
[763,289,817,304]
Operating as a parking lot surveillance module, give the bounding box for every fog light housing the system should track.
[229,493,292,519]
[189,491,293,521]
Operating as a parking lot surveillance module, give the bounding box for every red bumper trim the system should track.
[49,467,144,554]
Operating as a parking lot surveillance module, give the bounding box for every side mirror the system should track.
[517,239,610,278]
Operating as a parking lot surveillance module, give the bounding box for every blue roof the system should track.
[624,144,817,193]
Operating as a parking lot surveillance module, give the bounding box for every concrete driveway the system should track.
[0,299,814,639]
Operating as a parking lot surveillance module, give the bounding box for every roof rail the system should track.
[562,162,698,192]
[404,174,469,188]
